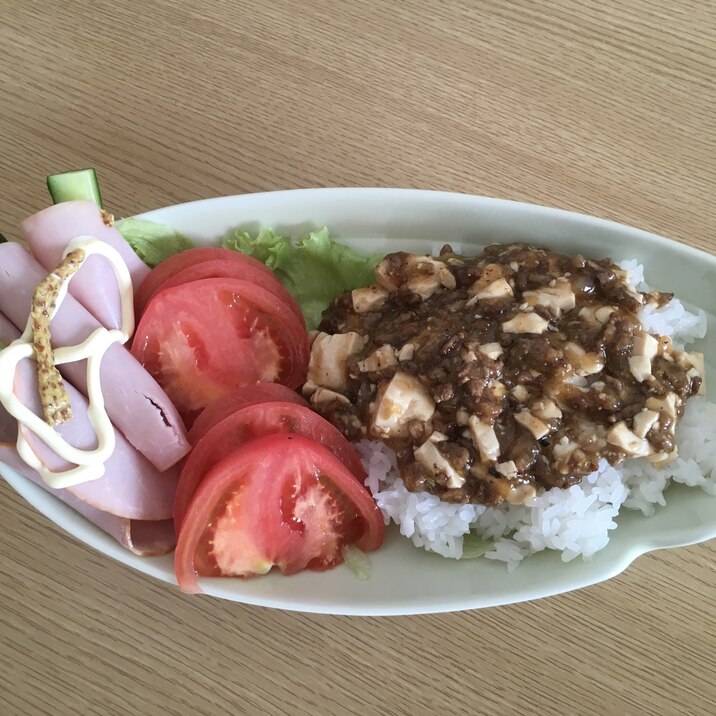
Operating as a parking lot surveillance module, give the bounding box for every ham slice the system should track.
[0,313,176,556]
[0,314,18,440]
[22,200,150,330]
[0,312,177,519]
[0,312,16,341]
[0,242,189,471]
[0,444,176,556]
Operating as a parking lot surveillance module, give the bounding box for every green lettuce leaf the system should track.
[223,226,382,329]
[116,218,194,268]
[342,544,371,581]
[460,532,492,560]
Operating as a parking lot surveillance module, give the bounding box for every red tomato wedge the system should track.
[137,258,304,327]
[134,248,276,316]
[174,433,385,593]
[174,400,367,529]
[131,278,309,426]
[188,383,309,445]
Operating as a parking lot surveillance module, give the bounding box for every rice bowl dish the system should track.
[317,253,712,570]
[1,186,714,614]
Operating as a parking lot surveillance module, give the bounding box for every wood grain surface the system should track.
[1,1,715,714]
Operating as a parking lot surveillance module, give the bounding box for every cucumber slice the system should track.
[46,168,103,208]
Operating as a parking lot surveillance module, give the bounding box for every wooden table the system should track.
[1,2,715,714]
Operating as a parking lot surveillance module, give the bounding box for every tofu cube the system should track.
[307,332,365,391]
[372,371,435,438]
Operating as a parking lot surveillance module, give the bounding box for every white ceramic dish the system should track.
[2,189,714,615]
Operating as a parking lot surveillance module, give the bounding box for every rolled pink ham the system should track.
[0,314,19,440]
[0,312,16,342]
[22,200,150,330]
[0,312,177,519]
[0,444,176,556]
[0,242,189,471]
[0,313,176,555]
[16,360,178,519]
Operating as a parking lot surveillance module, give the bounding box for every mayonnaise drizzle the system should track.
[0,236,134,488]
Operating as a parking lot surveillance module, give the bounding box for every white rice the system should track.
[357,262,713,569]
[619,258,707,348]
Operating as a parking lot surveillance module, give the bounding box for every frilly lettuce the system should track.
[118,217,380,329]
[223,227,382,329]
[460,532,492,559]
[116,218,194,268]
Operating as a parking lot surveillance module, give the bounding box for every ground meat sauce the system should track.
[304,243,705,507]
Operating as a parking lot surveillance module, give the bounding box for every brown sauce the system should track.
[304,244,704,507]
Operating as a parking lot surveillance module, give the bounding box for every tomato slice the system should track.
[136,258,304,327]
[131,278,309,425]
[174,433,385,593]
[188,383,309,445]
[174,400,367,529]
[134,248,276,316]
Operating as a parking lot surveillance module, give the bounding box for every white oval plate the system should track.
[2,189,715,615]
